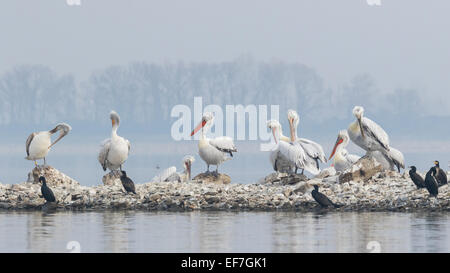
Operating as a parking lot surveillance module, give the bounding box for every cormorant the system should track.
[424,167,439,198]
[120,171,136,194]
[39,176,56,203]
[434,161,448,187]
[408,166,425,189]
[311,185,340,208]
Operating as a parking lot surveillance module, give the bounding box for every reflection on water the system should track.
[0,211,449,253]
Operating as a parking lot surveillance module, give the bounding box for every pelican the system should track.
[267,120,295,173]
[190,112,237,175]
[348,106,390,153]
[25,123,72,167]
[270,113,319,176]
[98,111,130,173]
[328,130,361,172]
[152,155,195,182]
[287,110,326,175]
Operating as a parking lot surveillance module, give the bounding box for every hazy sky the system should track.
[1,0,450,100]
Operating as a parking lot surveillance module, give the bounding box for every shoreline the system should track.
[0,171,449,212]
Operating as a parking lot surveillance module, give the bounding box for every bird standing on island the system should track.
[266,120,295,173]
[408,166,425,189]
[25,123,72,167]
[152,155,195,183]
[311,185,340,208]
[287,110,327,175]
[39,176,56,203]
[348,106,404,172]
[328,130,361,172]
[433,161,447,187]
[98,111,131,174]
[424,167,439,198]
[191,112,237,176]
[120,171,136,194]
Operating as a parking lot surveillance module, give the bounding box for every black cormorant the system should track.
[120,171,136,194]
[311,185,340,208]
[39,176,56,203]
[434,161,447,187]
[424,167,439,198]
[408,166,425,189]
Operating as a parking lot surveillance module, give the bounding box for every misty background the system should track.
[0,0,449,185]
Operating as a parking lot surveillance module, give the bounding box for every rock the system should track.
[260,172,308,186]
[27,165,80,188]
[102,172,123,187]
[315,167,336,179]
[193,172,231,185]
[293,182,313,195]
[339,156,383,183]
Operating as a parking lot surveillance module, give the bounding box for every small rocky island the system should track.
[0,159,449,212]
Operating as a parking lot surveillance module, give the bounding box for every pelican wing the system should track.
[25,132,36,157]
[98,139,111,171]
[297,138,327,163]
[152,166,177,182]
[362,117,390,151]
[346,153,361,165]
[386,147,405,170]
[209,136,237,156]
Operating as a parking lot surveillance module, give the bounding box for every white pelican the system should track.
[25,123,72,167]
[267,120,295,173]
[98,111,130,173]
[287,110,327,175]
[328,130,361,172]
[367,147,405,172]
[267,114,319,176]
[348,106,390,152]
[190,112,237,175]
[152,155,195,182]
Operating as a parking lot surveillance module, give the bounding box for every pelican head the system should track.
[267,120,282,144]
[190,112,214,136]
[352,106,365,138]
[110,111,120,128]
[287,109,299,142]
[183,155,195,180]
[49,123,72,148]
[329,130,349,160]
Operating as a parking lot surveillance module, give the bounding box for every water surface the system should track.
[0,211,448,253]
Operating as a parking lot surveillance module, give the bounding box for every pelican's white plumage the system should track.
[329,130,361,172]
[191,112,237,173]
[267,120,295,173]
[287,110,326,175]
[98,111,130,172]
[152,155,195,182]
[368,147,405,172]
[25,123,72,166]
[348,106,390,152]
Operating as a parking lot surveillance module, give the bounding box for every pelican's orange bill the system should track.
[329,138,343,160]
[190,120,207,136]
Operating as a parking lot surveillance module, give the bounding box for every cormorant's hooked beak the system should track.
[190,120,207,136]
[357,117,365,138]
[329,137,344,160]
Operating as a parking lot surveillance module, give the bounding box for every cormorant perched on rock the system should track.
[311,185,340,208]
[39,176,56,202]
[409,166,425,189]
[120,171,136,194]
[424,167,439,198]
[434,161,447,187]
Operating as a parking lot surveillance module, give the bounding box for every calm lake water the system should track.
[0,211,449,253]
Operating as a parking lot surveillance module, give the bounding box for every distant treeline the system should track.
[0,58,424,127]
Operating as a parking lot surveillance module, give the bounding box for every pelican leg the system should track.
[43,157,47,167]
[213,166,219,177]
[294,167,298,174]
[205,164,210,174]
[301,169,304,175]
